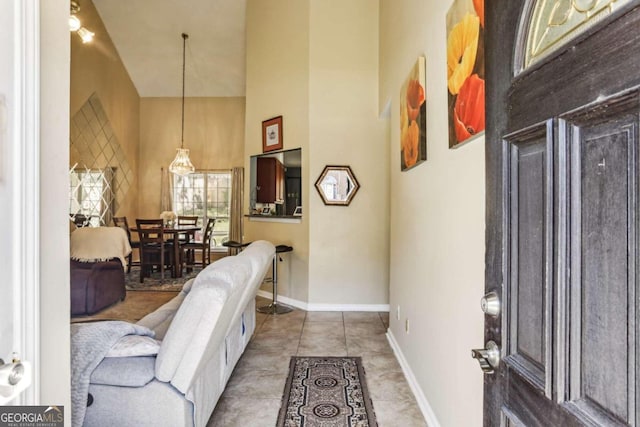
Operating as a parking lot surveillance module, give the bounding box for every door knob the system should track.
[480,292,500,316]
[471,341,500,374]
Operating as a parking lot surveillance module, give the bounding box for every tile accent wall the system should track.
[69,93,132,218]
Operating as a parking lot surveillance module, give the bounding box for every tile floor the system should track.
[207,297,427,427]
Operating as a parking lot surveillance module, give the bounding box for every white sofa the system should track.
[82,240,275,427]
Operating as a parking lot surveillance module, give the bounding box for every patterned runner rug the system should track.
[277,357,377,427]
[124,267,201,292]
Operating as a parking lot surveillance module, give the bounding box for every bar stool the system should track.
[257,244,293,315]
[222,240,251,255]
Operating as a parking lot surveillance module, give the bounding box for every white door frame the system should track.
[11,0,41,404]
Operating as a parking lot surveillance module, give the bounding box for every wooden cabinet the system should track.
[256,157,284,203]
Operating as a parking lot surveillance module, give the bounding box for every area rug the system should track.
[124,267,201,292]
[277,357,377,427]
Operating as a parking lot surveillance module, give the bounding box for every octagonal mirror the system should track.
[314,165,360,206]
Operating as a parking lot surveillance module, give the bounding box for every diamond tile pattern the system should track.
[69,93,132,225]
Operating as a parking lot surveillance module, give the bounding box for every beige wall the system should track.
[308,1,389,305]
[380,0,485,425]
[245,0,389,307]
[244,0,310,302]
[138,97,246,218]
[70,0,140,221]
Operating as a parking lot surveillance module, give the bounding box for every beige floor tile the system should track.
[223,369,287,399]
[207,397,281,427]
[297,343,348,357]
[255,312,269,328]
[207,399,226,426]
[297,334,347,356]
[260,308,307,321]
[343,311,386,324]
[301,321,345,337]
[346,334,393,355]
[361,352,403,373]
[234,348,295,374]
[373,399,427,427]
[365,371,415,401]
[305,311,344,322]
[247,335,300,353]
[253,328,302,343]
[259,317,304,334]
[344,321,386,337]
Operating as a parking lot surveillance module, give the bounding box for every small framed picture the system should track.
[262,116,283,153]
[261,206,271,215]
[293,206,302,216]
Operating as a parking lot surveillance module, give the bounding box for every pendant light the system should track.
[69,1,95,43]
[169,33,196,176]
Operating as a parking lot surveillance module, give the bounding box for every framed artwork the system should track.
[262,116,283,153]
[400,56,427,171]
[446,0,485,148]
[261,206,271,215]
[293,206,302,216]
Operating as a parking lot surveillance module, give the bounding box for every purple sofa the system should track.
[70,258,126,316]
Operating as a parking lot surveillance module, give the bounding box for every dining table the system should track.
[130,224,200,278]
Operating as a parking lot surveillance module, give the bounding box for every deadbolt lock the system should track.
[480,291,500,316]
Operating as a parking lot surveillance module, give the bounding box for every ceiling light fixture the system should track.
[69,1,95,44]
[169,33,196,176]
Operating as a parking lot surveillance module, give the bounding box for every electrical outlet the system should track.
[405,318,410,334]
[396,305,400,321]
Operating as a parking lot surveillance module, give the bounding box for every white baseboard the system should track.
[256,290,389,312]
[256,290,308,310]
[386,330,441,427]
[308,302,389,312]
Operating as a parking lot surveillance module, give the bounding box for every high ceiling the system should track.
[93,0,247,97]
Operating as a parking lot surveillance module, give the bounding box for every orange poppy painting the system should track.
[400,57,427,171]
[446,0,485,148]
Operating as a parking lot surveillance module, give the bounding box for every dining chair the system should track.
[177,215,199,242]
[136,219,174,283]
[177,215,199,267]
[177,215,199,226]
[183,218,216,269]
[112,216,139,273]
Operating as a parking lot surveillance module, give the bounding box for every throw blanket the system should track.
[71,321,155,427]
[70,226,131,270]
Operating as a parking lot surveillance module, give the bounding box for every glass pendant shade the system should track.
[77,27,94,43]
[169,148,195,176]
[170,33,196,176]
[69,15,81,32]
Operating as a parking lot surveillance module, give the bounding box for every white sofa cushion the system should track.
[91,356,156,387]
[154,278,233,384]
[137,278,195,339]
[192,255,252,291]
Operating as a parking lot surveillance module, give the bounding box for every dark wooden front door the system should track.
[484,1,640,425]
